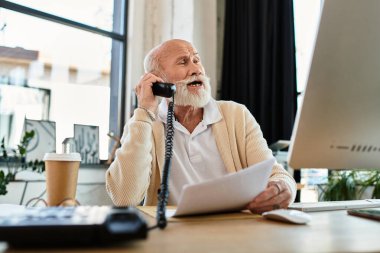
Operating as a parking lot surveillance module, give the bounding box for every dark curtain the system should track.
[221,0,297,146]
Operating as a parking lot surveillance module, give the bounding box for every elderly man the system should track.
[106,39,296,214]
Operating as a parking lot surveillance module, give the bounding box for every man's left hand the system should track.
[247,180,292,214]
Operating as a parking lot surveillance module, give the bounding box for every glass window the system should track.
[0,4,123,160]
[293,0,322,93]
[293,0,328,202]
[7,0,115,32]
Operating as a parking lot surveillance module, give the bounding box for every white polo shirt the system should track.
[157,98,228,205]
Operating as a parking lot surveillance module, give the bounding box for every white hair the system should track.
[143,44,162,73]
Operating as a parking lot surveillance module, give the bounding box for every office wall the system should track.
[125,0,218,120]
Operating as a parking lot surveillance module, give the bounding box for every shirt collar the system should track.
[157,98,222,126]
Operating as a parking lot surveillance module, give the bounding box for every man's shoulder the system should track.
[215,100,248,113]
[213,100,255,128]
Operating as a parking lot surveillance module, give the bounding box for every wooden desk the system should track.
[1,209,379,253]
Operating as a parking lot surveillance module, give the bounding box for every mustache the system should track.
[174,75,210,87]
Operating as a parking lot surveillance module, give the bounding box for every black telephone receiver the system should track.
[152,82,176,97]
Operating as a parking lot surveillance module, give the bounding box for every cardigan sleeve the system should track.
[242,106,297,203]
[105,108,155,206]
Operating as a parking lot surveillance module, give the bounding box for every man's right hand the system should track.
[134,73,165,113]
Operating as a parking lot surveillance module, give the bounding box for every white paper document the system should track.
[171,158,275,217]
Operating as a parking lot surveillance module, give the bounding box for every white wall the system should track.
[126,0,218,120]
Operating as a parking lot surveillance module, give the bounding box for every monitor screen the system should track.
[288,0,380,169]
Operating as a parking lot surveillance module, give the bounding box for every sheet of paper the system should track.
[172,158,275,217]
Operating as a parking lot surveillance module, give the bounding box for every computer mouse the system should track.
[262,209,312,224]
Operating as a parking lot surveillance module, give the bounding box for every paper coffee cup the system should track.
[43,153,81,206]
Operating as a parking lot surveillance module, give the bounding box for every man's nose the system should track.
[189,63,202,76]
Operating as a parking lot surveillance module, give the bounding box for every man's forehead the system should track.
[159,41,198,60]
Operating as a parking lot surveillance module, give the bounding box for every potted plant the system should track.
[358,170,380,199]
[318,170,380,201]
[0,130,45,195]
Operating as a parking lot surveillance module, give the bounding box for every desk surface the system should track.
[1,208,379,253]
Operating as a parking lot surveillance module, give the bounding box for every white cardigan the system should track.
[106,100,297,206]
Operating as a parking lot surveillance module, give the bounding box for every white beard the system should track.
[172,75,212,108]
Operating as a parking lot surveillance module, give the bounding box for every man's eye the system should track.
[179,60,186,65]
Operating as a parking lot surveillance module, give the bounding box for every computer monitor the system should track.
[288,0,380,169]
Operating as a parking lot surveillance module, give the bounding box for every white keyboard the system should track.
[289,199,380,212]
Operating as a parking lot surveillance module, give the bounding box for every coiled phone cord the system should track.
[156,97,175,229]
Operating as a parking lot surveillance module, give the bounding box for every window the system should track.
[293,0,322,94]
[0,0,127,160]
[6,0,115,32]
[293,0,327,202]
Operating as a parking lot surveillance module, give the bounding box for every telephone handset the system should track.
[152,82,176,98]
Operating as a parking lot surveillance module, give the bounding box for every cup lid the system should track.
[43,153,81,162]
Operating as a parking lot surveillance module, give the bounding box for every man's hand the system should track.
[134,73,165,113]
[247,180,292,214]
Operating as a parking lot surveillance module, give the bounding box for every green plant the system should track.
[318,170,380,201]
[360,170,380,199]
[0,130,45,195]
